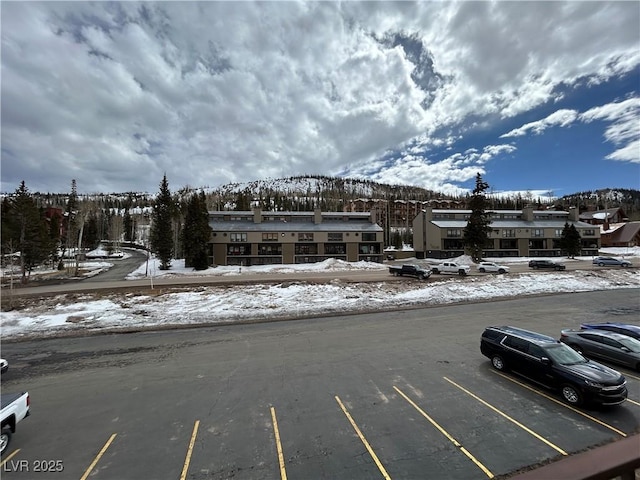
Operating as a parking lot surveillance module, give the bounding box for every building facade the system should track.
[413,206,600,259]
[208,209,384,266]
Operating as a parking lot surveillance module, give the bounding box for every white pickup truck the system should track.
[431,261,471,276]
[1,392,30,455]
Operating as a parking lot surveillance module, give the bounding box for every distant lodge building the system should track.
[413,206,600,259]
[579,207,639,248]
[208,209,384,266]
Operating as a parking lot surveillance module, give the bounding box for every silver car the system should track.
[592,256,632,267]
[560,329,640,371]
[476,261,510,274]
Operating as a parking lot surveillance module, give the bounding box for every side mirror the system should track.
[620,346,630,352]
[541,357,551,365]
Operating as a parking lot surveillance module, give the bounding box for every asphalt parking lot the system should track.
[1,289,639,479]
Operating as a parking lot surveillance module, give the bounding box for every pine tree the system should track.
[123,208,133,242]
[463,173,493,262]
[182,192,212,270]
[9,182,51,283]
[150,174,174,270]
[560,222,582,258]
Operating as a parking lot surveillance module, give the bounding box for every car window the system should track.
[528,344,546,359]
[599,337,621,348]
[580,333,605,343]
[618,337,640,353]
[503,336,529,353]
[544,344,587,365]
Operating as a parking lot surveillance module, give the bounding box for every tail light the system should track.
[26,394,30,407]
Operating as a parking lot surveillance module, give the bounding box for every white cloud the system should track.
[1,2,638,193]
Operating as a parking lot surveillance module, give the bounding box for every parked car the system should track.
[560,329,640,371]
[0,359,7,375]
[592,256,632,267]
[580,322,640,341]
[480,325,627,406]
[476,262,509,274]
[388,264,431,280]
[528,260,566,270]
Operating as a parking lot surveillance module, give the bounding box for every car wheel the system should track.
[432,269,439,274]
[532,265,538,269]
[458,269,467,276]
[598,262,605,267]
[0,428,11,455]
[561,384,583,406]
[419,274,425,280]
[491,355,507,371]
[622,264,629,268]
[479,268,485,273]
[498,269,505,274]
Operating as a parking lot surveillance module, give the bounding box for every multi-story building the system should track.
[208,209,384,266]
[413,206,600,259]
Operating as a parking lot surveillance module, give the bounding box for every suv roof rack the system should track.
[488,326,557,344]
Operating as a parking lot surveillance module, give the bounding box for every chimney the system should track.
[523,205,534,222]
[314,208,322,224]
[253,208,262,224]
[568,206,579,222]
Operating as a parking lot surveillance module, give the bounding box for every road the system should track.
[1,289,639,479]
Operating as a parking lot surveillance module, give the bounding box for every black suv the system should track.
[528,260,566,270]
[481,326,627,407]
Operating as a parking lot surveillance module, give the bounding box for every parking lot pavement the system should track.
[1,290,639,479]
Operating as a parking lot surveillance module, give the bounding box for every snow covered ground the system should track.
[1,248,639,340]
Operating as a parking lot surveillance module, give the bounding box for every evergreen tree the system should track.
[150,174,174,270]
[65,179,78,258]
[123,208,133,242]
[8,182,51,282]
[182,192,212,270]
[463,173,492,262]
[560,222,582,258]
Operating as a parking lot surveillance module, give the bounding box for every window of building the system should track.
[324,244,346,254]
[446,229,462,237]
[362,232,376,241]
[298,233,314,241]
[258,244,282,255]
[359,244,379,254]
[502,229,516,238]
[262,233,278,241]
[584,229,595,236]
[295,244,318,255]
[328,233,343,242]
[555,229,563,237]
[227,245,248,255]
[230,233,247,242]
[532,229,544,238]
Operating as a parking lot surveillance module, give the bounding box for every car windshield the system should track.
[544,343,587,365]
[618,337,640,353]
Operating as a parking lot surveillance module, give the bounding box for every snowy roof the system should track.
[431,220,593,228]
[210,221,383,232]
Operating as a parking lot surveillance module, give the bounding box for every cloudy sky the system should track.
[1,1,639,197]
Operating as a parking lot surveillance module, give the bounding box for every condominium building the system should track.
[413,206,600,259]
[208,209,384,266]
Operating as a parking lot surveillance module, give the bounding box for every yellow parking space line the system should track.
[179,420,200,480]
[626,398,640,407]
[491,370,628,437]
[80,433,117,480]
[335,395,391,480]
[270,407,288,480]
[443,377,568,456]
[0,449,21,468]
[393,386,494,478]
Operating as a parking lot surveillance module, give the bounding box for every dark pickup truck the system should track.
[388,264,432,280]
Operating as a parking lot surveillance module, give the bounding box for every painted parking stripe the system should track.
[335,395,391,480]
[491,370,628,436]
[443,377,568,456]
[179,421,200,480]
[0,449,21,468]
[80,433,117,480]
[626,398,640,407]
[270,407,288,480]
[393,386,494,478]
